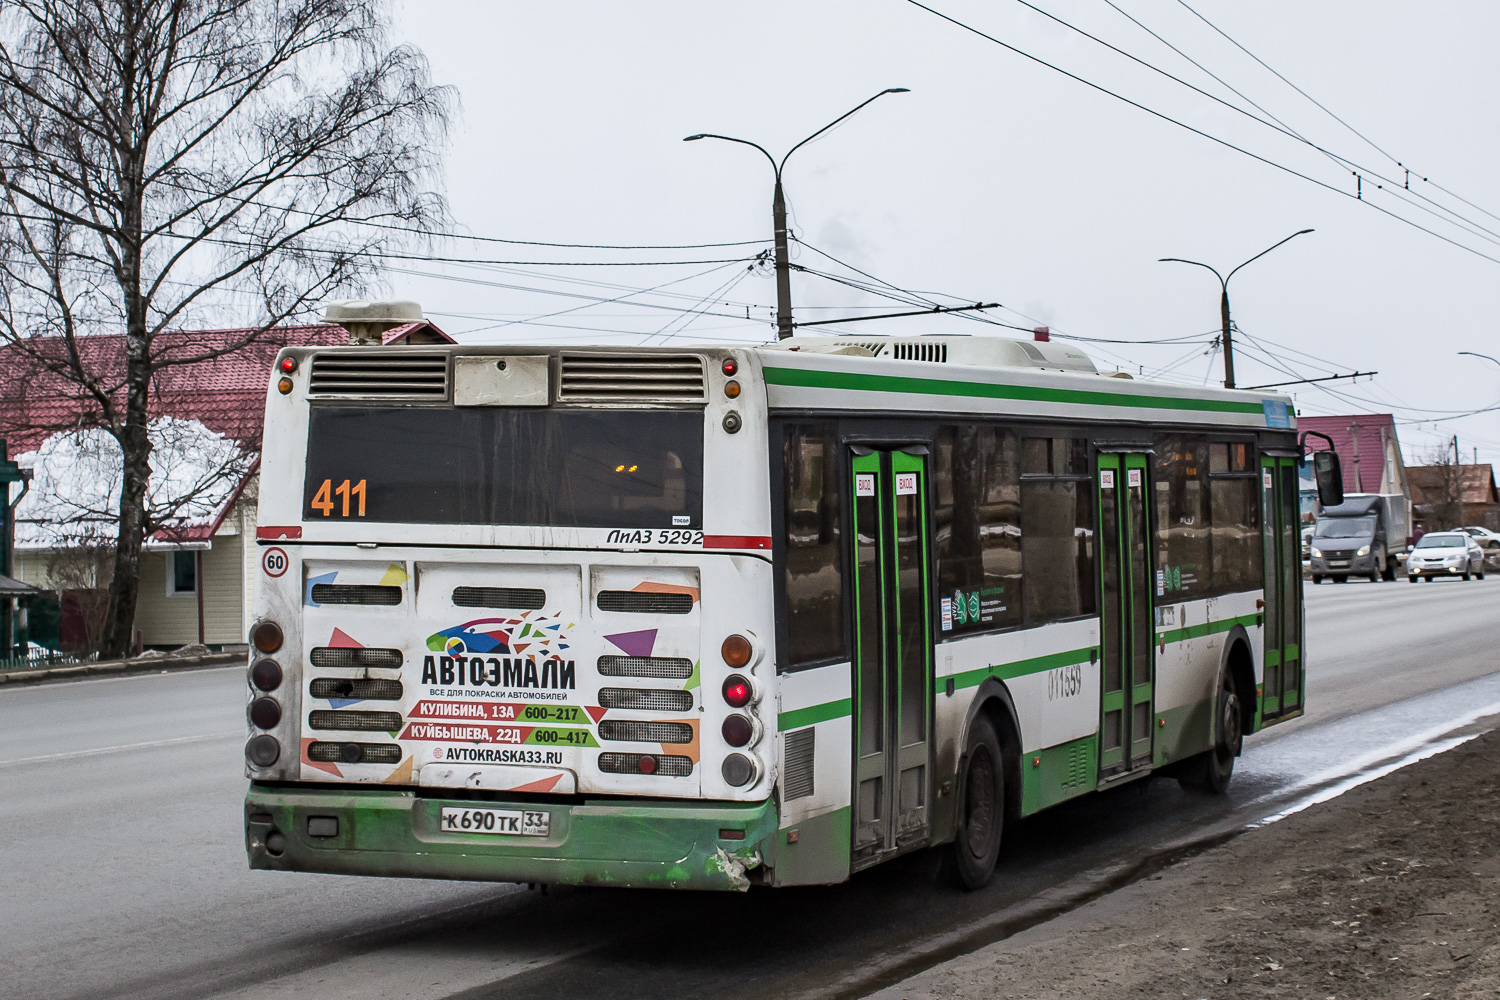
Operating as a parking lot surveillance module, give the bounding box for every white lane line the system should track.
[1247,731,1485,829]
[0,731,238,766]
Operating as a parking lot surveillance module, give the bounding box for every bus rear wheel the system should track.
[1179,670,1242,795]
[949,716,1005,890]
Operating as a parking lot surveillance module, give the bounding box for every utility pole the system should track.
[1160,228,1314,389]
[685,88,910,341]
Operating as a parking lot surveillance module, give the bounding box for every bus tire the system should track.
[1311,575,1323,584]
[1178,669,1242,795]
[949,715,1005,890]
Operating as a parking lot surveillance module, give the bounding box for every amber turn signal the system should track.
[277,377,293,394]
[721,634,752,668]
[724,379,741,399]
[251,620,284,654]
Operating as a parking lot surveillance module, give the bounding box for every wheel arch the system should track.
[1219,625,1256,741]
[960,678,1023,826]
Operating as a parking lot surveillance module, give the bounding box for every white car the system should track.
[1406,532,1486,582]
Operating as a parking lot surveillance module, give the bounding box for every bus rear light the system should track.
[277,377,294,394]
[250,658,283,692]
[279,356,297,374]
[246,734,280,767]
[638,754,658,775]
[722,674,752,708]
[251,621,283,654]
[719,828,745,840]
[721,358,738,376]
[721,634,752,668]
[722,753,756,787]
[721,714,753,747]
[724,379,741,399]
[248,697,282,729]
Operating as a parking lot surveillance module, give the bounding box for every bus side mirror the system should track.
[1312,451,1343,508]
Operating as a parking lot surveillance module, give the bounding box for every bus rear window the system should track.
[304,407,703,528]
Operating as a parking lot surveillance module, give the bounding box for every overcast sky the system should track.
[387,1,1500,467]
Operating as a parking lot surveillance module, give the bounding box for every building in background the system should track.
[1296,414,1410,522]
[1407,463,1500,534]
[0,317,450,651]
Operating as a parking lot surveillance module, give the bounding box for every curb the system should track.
[0,650,244,687]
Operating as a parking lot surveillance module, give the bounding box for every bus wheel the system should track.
[1311,575,1323,584]
[949,716,1005,890]
[1179,670,1242,795]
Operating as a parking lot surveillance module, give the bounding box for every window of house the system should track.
[168,551,198,597]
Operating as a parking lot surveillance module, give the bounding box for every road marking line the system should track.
[0,731,238,766]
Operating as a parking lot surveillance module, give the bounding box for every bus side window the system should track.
[782,423,845,667]
[935,426,1022,635]
[1020,436,1094,624]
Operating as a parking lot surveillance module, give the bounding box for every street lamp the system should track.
[1160,228,1314,389]
[685,88,910,340]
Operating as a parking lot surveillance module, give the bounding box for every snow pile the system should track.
[14,417,254,548]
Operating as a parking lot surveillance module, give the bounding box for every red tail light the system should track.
[722,714,753,747]
[251,621,283,654]
[638,754,658,775]
[722,674,751,708]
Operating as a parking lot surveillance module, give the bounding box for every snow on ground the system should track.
[13,417,254,548]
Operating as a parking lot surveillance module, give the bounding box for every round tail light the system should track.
[721,634,752,668]
[248,697,282,729]
[722,674,752,708]
[722,714,753,747]
[722,753,755,787]
[251,621,283,654]
[246,734,280,767]
[638,754,659,775]
[250,658,283,692]
[722,358,739,376]
[279,356,297,374]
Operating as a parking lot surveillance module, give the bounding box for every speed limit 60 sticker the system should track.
[261,547,289,578]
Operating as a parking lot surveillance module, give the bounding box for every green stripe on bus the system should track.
[763,366,1267,415]
[951,645,1097,691]
[778,697,853,732]
[1155,612,1261,646]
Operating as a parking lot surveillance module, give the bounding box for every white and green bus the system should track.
[244,328,1306,890]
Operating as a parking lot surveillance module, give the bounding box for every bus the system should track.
[243,326,1305,891]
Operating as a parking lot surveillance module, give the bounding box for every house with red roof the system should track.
[0,315,451,650]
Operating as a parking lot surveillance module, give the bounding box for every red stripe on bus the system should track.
[257,525,303,540]
[703,535,772,550]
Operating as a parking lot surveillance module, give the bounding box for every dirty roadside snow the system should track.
[871,725,1500,999]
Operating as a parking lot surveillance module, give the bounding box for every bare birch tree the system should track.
[0,0,452,654]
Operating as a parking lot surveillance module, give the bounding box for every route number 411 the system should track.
[311,479,367,517]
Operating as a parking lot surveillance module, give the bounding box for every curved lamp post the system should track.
[685,88,910,340]
[1161,228,1314,389]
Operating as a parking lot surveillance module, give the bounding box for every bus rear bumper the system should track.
[245,783,777,891]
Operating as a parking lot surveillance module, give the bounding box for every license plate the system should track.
[1329,561,1348,567]
[439,806,550,836]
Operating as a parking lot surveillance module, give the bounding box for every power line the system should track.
[902,0,1500,267]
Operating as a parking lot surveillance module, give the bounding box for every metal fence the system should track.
[0,647,100,671]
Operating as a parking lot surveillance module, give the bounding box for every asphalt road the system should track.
[2,576,1496,1000]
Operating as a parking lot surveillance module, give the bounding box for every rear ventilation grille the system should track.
[598,720,695,744]
[597,655,694,679]
[310,584,402,606]
[453,586,546,610]
[597,591,694,614]
[850,341,887,357]
[598,752,693,777]
[598,688,694,712]
[308,710,403,731]
[784,727,816,800]
[309,647,403,669]
[310,677,404,701]
[892,341,948,363]
[306,741,402,764]
[558,354,705,403]
[309,353,449,397]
